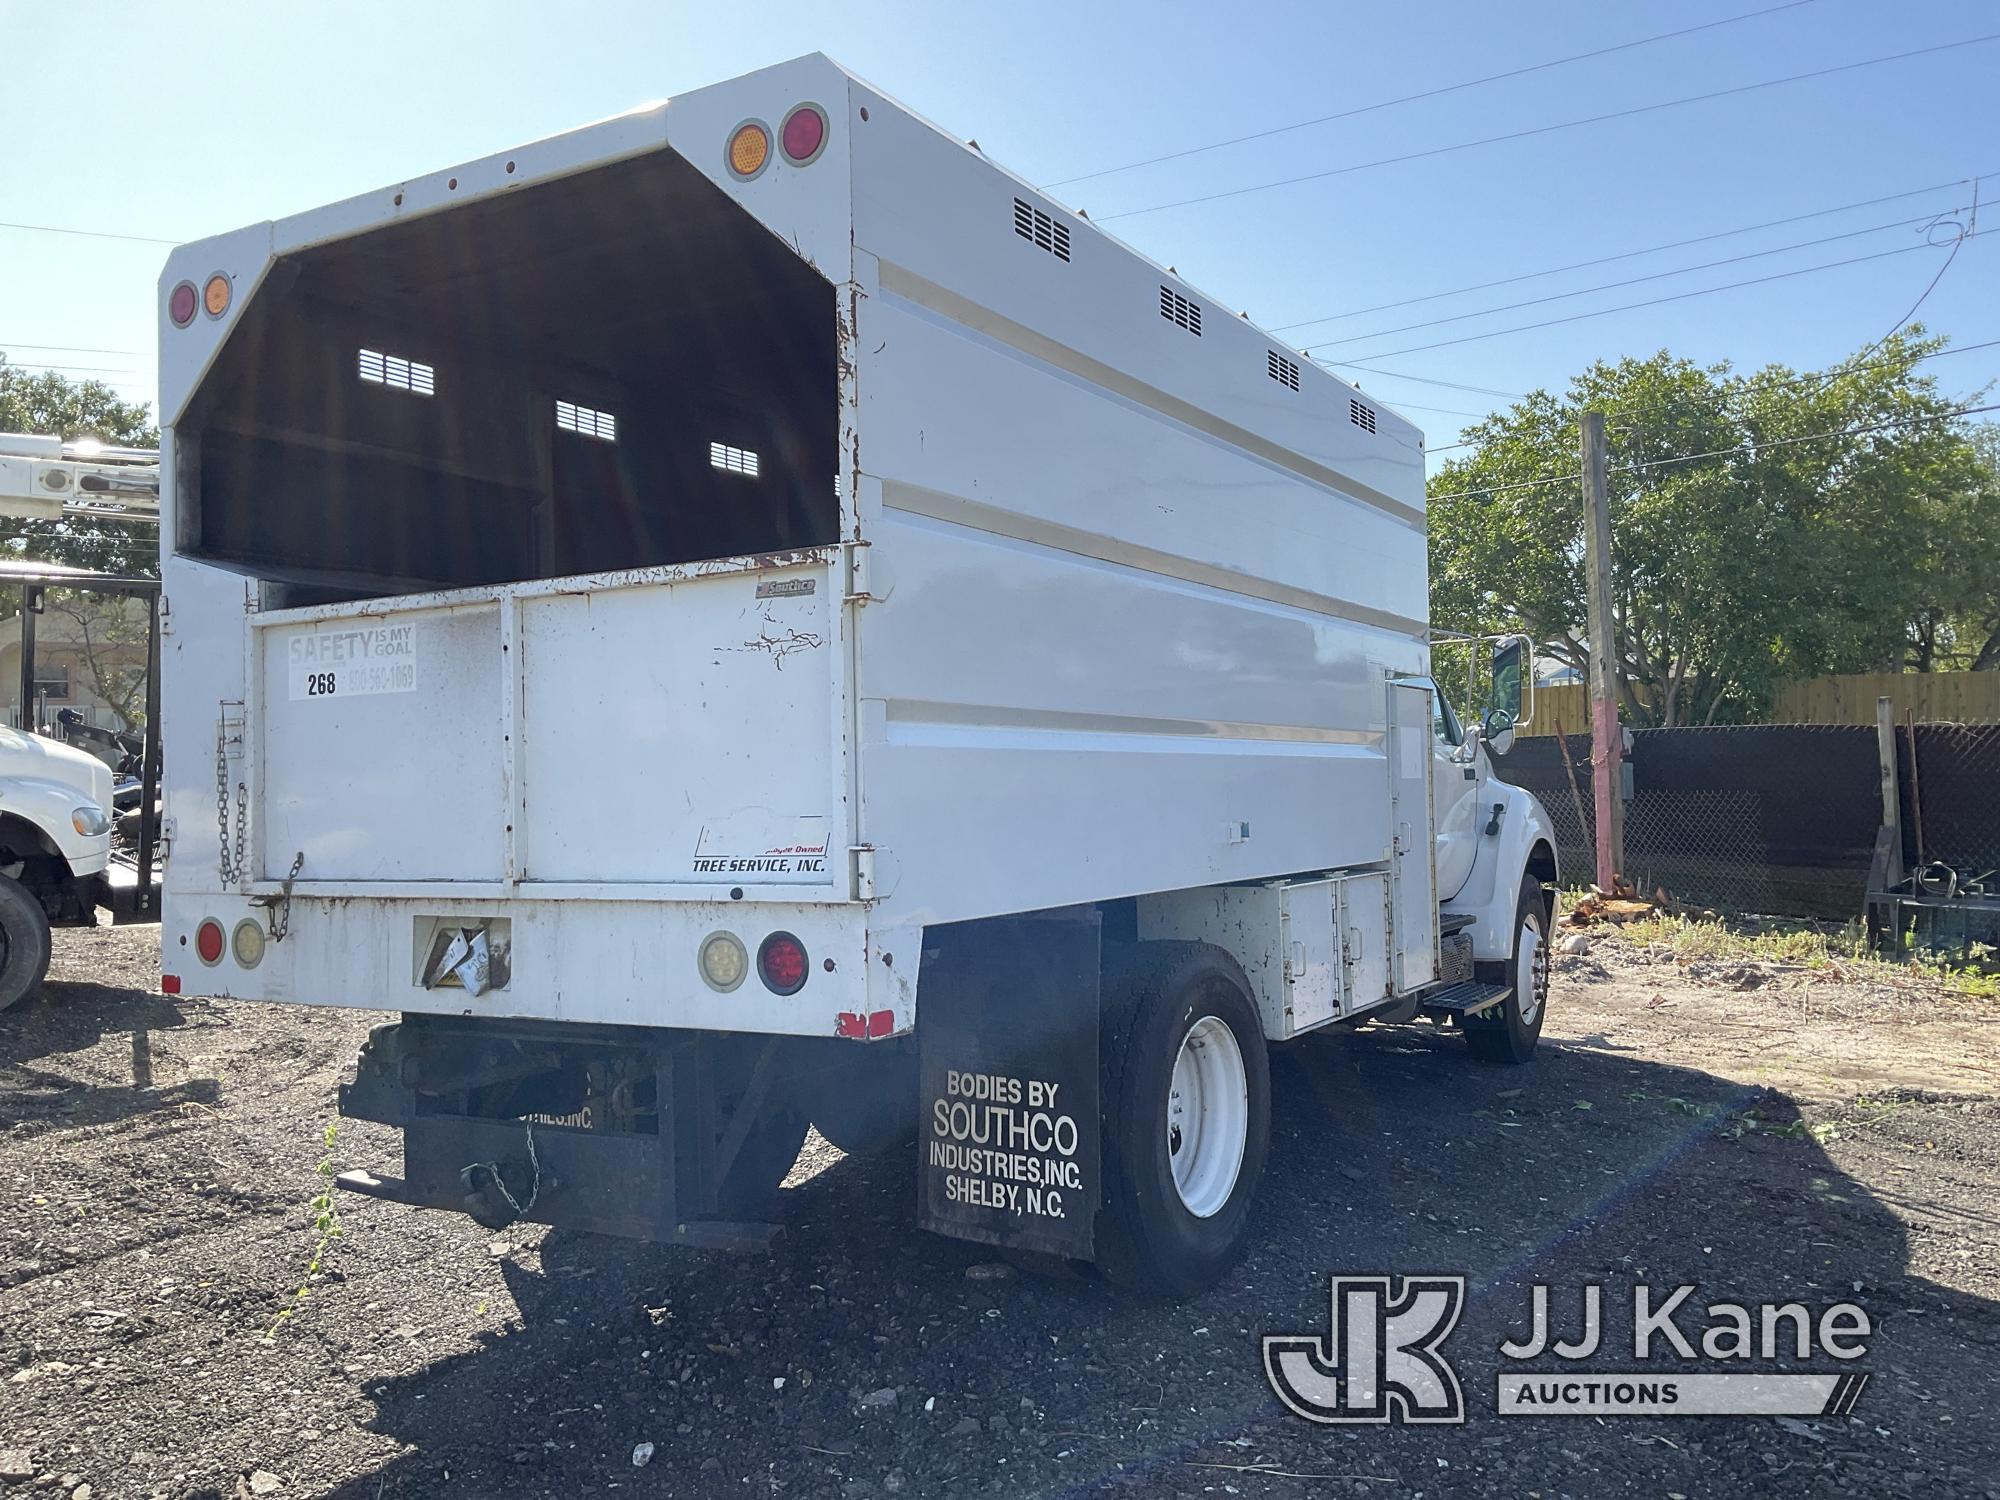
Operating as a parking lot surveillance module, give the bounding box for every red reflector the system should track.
[168,281,198,327]
[161,973,182,995]
[195,919,225,966]
[757,931,809,995]
[867,1009,894,1038]
[781,104,827,165]
[836,1011,867,1039]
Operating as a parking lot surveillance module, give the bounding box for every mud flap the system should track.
[916,911,1100,1258]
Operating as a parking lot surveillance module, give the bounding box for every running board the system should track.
[1418,979,1511,1021]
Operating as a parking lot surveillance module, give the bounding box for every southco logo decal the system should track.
[1264,1277,1871,1424]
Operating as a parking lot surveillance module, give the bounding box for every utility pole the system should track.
[1580,411,1624,890]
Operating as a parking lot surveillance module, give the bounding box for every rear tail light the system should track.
[757,932,809,995]
[194,919,225,966]
[699,930,748,992]
[780,103,828,166]
[232,919,267,969]
[168,281,198,327]
[726,119,771,180]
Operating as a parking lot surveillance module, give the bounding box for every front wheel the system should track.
[1465,875,1550,1064]
[1095,942,1270,1298]
[0,872,53,1014]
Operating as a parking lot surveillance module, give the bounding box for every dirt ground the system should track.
[2,923,1996,1500]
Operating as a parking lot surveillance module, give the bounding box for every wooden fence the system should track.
[1516,672,1999,733]
[1770,671,2000,725]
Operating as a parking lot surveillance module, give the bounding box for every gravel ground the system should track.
[2,923,1996,1500]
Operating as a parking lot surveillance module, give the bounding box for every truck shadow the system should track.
[322,1024,1996,1499]
[0,982,224,1131]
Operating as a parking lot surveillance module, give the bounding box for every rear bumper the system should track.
[159,890,917,1038]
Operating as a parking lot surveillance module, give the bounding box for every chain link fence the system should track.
[1495,724,1884,918]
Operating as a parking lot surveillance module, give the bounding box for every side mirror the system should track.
[1488,634,1527,727]
[1483,709,1517,757]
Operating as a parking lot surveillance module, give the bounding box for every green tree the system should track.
[0,360,158,578]
[1427,331,1997,725]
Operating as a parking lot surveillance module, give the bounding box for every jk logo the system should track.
[1264,1275,1467,1424]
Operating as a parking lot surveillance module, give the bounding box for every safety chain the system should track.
[215,722,247,886]
[268,851,305,942]
[461,1120,541,1217]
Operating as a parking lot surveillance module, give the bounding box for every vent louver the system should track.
[357,348,434,396]
[555,400,617,442]
[1160,286,1202,336]
[1013,197,1071,262]
[1267,351,1300,390]
[710,441,761,477]
[1349,397,1378,434]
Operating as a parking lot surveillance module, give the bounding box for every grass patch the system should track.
[1587,907,1998,1001]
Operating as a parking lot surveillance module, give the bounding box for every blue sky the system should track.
[4,0,1994,468]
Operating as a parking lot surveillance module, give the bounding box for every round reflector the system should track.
[699,930,749,993]
[203,272,231,318]
[780,103,828,166]
[757,932,809,996]
[195,919,226,966]
[168,281,199,327]
[726,120,771,181]
[232,919,267,969]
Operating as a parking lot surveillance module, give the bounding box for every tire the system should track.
[1465,875,1550,1064]
[716,1106,811,1218]
[0,872,53,1014]
[1094,941,1270,1298]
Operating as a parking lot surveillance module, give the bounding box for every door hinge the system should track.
[849,844,876,900]
[842,541,874,605]
[158,594,173,636]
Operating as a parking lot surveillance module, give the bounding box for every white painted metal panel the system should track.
[858,295,1426,631]
[1334,872,1391,1012]
[518,561,837,885]
[1138,878,1338,1041]
[256,604,504,881]
[1387,682,1440,992]
[848,79,1425,515]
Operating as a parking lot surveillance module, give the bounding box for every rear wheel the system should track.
[0,873,52,1014]
[1465,875,1549,1064]
[1095,942,1270,1298]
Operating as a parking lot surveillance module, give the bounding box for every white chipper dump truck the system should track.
[157,56,1557,1295]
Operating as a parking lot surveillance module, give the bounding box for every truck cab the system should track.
[0,726,116,1011]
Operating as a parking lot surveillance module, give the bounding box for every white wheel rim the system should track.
[1167,1015,1249,1219]
[1516,912,1548,1025]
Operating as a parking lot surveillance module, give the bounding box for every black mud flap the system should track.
[917,912,1100,1259]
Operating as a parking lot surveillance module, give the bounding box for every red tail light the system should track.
[781,104,828,166]
[757,932,809,995]
[195,919,225,966]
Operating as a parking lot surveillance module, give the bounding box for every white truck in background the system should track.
[0,436,161,1010]
[156,56,1557,1295]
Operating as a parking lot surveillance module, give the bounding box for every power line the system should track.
[1312,203,1978,351]
[1427,400,2000,504]
[1415,337,2000,451]
[1341,365,1529,399]
[1315,227,1996,363]
[0,341,149,357]
[0,360,145,377]
[1098,34,2000,222]
[1042,0,1821,190]
[1270,173,1996,333]
[0,220,179,246]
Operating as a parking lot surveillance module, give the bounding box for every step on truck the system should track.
[157,55,1558,1295]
